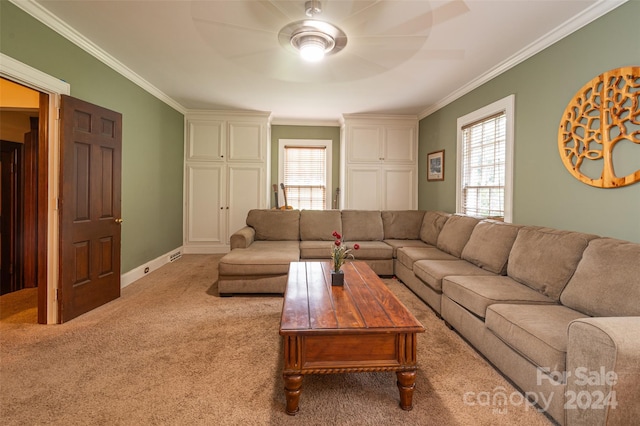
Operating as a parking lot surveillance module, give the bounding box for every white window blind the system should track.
[283,146,327,210]
[461,112,506,220]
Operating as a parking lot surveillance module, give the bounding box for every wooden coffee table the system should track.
[279,261,425,415]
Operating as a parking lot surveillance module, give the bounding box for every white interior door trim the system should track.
[1,53,70,324]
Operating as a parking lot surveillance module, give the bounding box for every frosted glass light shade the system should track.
[299,36,326,62]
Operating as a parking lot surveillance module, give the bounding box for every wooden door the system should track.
[0,141,23,295]
[59,95,122,322]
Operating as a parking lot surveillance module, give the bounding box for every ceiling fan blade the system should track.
[324,53,391,81]
[338,0,383,28]
[228,48,306,81]
[194,18,279,61]
[193,17,277,37]
[431,0,470,27]
[378,10,433,37]
[341,1,469,36]
[377,0,472,37]
[261,0,298,23]
[413,49,466,61]
[191,1,289,36]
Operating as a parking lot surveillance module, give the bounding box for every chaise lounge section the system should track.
[218,208,640,425]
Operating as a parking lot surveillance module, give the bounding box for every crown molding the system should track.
[270,117,342,127]
[342,113,419,121]
[9,0,187,114]
[185,109,272,119]
[418,0,629,119]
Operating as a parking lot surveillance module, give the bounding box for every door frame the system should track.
[1,53,70,324]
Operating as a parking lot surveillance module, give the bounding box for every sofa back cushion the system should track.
[299,210,342,241]
[246,209,300,241]
[461,220,521,275]
[419,211,451,245]
[507,227,597,300]
[436,214,480,257]
[561,238,640,317]
[382,210,426,239]
[341,210,384,241]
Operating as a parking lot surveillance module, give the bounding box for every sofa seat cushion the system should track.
[486,304,588,374]
[443,275,556,319]
[413,259,495,293]
[345,241,393,260]
[299,240,332,259]
[300,210,342,241]
[383,239,430,257]
[219,241,300,276]
[396,246,457,270]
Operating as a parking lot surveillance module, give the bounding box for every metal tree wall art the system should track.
[558,66,640,188]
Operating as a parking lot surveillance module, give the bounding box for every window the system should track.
[278,139,332,210]
[456,95,514,222]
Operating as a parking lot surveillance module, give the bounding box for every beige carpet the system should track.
[0,255,551,425]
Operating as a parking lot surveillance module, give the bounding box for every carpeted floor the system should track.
[0,255,551,425]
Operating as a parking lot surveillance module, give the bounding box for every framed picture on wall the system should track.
[427,150,445,181]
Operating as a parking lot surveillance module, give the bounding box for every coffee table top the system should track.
[280,261,425,336]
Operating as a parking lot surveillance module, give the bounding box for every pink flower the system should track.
[334,240,341,247]
[353,243,360,250]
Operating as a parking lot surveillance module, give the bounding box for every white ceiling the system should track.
[22,0,623,123]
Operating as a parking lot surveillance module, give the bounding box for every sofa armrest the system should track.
[566,317,640,426]
[230,226,255,249]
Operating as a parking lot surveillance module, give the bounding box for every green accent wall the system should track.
[419,1,640,243]
[1,2,185,272]
[270,125,341,208]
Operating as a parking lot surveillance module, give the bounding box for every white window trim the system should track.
[278,139,332,210]
[456,94,515,222]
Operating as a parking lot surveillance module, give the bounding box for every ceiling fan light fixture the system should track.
[298,35,328,62]
[279,20,347,62]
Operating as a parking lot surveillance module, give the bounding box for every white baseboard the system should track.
[120,246,184,288]
[182,245,230,254]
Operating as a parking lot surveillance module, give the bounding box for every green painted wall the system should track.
[1,2,185,272]
[419,1,640,243]
[270,125,341,208]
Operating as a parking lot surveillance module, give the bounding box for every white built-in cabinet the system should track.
[341,115,418,210]
[183,111,271,253]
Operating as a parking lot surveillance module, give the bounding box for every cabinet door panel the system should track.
[228,121,263,162]
[382,167,416,210]
[346,167,380,210]
[228,165,265,240]
[347,125,382,163]
[186,164,224,243]
[384,126,416,163]
[187,120,224,161]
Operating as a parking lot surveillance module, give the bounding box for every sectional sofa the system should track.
[218,209,640,425]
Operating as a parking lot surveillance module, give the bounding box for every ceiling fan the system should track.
[191,0,468,83]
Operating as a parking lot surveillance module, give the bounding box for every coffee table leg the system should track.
[397,370,417,411]
[283,374,303,415]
